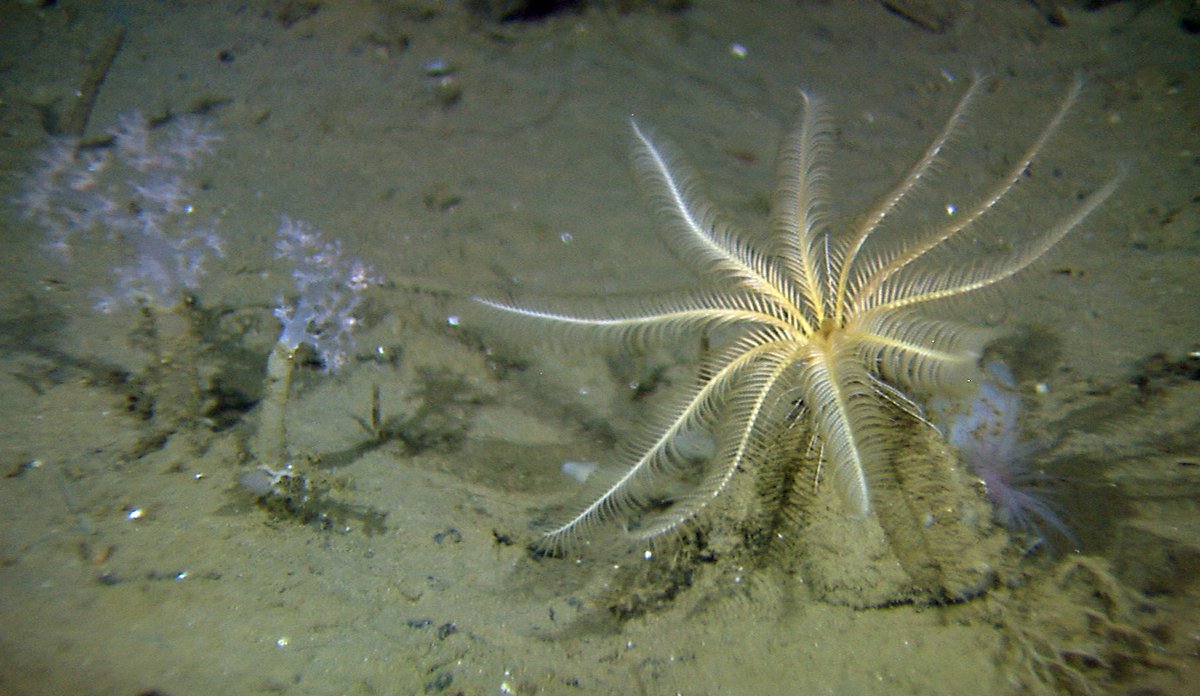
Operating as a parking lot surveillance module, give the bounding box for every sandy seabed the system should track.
[1,1,1198,694]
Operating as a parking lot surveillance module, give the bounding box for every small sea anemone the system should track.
[942,361,1076,551]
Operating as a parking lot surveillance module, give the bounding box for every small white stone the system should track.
[561,461,597,483]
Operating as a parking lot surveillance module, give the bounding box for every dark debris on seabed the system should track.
[235,362,490,535]
[237,460,388,536]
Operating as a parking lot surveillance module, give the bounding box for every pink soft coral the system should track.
[947,361,1076,551]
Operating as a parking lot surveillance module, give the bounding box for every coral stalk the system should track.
[252,216,378,469]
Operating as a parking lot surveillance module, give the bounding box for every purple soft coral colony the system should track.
[272,215,379,371]
[20,111,224,312]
